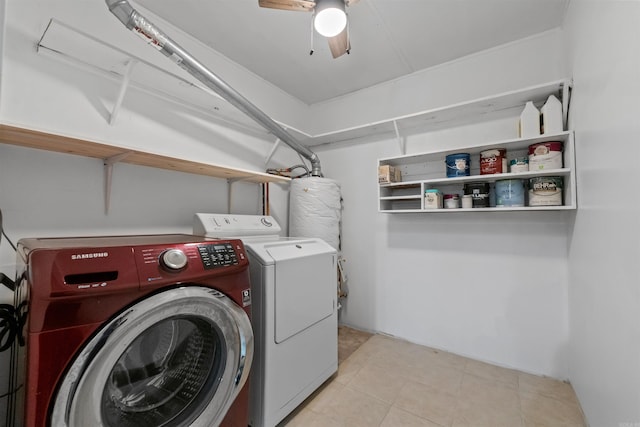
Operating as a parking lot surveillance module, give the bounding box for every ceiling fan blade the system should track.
[258,0,315,12]
[327,28,350,59]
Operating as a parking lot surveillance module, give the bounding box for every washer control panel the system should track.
[134,238,246,285]
[160,249,189,271]
[197,242,239,269]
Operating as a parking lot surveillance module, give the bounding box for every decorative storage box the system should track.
[378,165,402,184]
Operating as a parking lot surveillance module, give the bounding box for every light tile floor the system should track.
[281,328,586,427]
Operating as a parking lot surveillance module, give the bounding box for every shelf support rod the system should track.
[104,151,134,214]
[265,138,281,165]
[106,0,324,176]
[393,120,405,154]
[110,59,137,125]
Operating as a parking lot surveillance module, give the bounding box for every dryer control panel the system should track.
[197,242,239,269]
[193,213,282,238]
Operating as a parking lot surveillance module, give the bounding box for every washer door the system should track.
[51,286,253,427]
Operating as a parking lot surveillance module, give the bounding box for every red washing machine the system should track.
[6,234,253,427]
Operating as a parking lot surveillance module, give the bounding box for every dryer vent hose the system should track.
[104,0,323,177]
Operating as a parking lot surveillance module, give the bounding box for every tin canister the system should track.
[528,141,563,171]
[480,148,507,175]
[509,157,529,173]
[445,153,471,178]
[464,182,490,208]
[495,179,525,207]
[444,194,460,209]
[424,189,443,209]
[528,176,563,206]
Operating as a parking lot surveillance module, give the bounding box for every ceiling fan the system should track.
[258,0,361,58]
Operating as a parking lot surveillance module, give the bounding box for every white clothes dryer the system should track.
[193,213,338,427]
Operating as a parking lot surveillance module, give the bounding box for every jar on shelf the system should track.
[424,189,443,209]
[444,194,460,209]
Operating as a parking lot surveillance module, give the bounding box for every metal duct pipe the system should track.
[105,0,322,177]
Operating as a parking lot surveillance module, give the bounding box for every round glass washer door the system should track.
[51,286,253,427]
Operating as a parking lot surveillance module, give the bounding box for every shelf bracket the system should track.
[393,120,406,155]
[109,59,137,125]
[226,177,245,214]
[262,182,270,216]
[561,81,571,130]
[265,138,281,165]
[104,151,134,214]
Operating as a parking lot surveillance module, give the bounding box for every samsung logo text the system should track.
[71,252,109,260]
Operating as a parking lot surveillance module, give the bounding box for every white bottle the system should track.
[519,101,541,138]
[541,94,563,134]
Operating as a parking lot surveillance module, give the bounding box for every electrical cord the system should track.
[0,384,22,399]
[0,274,25,353]
[0,207,23,353]
[2,230,16,252]
[1,208,16,251]
[0,303,18,352]
[0,208,17,290]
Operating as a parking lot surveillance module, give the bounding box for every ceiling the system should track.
[134,0,569,105]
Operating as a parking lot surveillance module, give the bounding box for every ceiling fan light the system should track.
[314,0,347,37]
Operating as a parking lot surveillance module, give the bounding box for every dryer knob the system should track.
[160,249,188,271]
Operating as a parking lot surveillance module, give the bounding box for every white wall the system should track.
[316,30,573,379]
[308,29,567,135]
[0,0,4,101]
[318,120,571,379]
[563,1,640,426]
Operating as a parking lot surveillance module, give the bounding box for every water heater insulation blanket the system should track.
[289,177,342,251]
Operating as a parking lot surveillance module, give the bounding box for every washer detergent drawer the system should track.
[266,241,336,344]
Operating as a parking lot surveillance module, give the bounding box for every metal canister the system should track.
[464,182,490,208]
[444,194,460,209]
[509,157,529,173]
[445,153,471,178]
[480,148,507,175]
[528,141,563,171]
[528,176,563,206]
[495,179,525,207]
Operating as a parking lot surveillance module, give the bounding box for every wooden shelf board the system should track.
[0,124,290,184]
[379,181,422,189]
